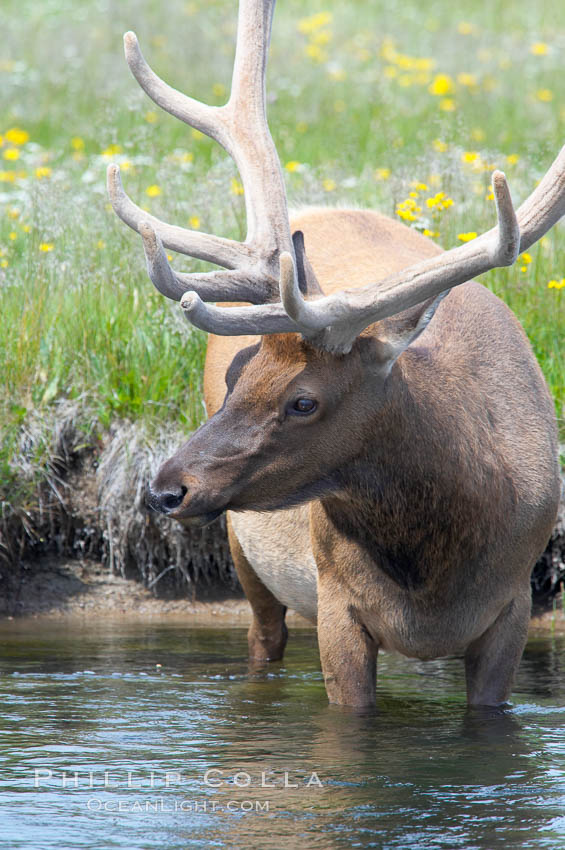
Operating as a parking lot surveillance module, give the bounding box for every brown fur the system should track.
[149,208,560,708]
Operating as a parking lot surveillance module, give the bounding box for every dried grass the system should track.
[0,401,236,595]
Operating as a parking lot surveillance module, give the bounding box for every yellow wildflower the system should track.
[426,192,443,208]
[423,229,439,238]
[9,231,17,240]
[429,74,454,96]
[97,240,106,249]
[0,259,7,268]
[380,37,397,62]
[457,72,477,87]
[462,151,480,165]
[3,148,20,161]
[35,166,52,179]
[102,144,122,158]
[530,42,548,56]
[322,178,336,192]
[189,215,201,229]
[305,43,327,62]
[145,111,158,123]
[22,224,31,233]
[547,279,565,289]
[432,139,448,153]
[7,208,20,219]
[285,161,301,173]
[71,136,85,150]
[298,12,332,35]
[536,89,553,102]
[374,167,391,181]
[506,154,520,166]
[520,253,532,265]
[458,232,477,242]
[145,184,162,197]
[412,182,429,191]
[4,127,29,145]
[439,98,456,112]
[39,242,54,252]
[230,177,244,195]
[312,29,331,46]
[457,21,476,35]
[395,197,422,223]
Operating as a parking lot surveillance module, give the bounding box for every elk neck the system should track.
[316,342,519,593]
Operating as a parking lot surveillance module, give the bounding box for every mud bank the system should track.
[1,556,563,635]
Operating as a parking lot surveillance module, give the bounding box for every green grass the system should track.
[0,0,564,498]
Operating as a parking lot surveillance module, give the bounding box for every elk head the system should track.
[108,0,565,526]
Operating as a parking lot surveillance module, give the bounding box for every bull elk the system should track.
[108,0,563,708]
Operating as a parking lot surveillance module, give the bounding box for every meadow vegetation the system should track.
[0,0,563,583]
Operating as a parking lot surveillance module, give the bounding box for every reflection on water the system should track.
[0,619,564,849]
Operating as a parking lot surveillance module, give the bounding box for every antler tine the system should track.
[107,164,251,270]
[225,0,292,255]
[181,290,296,336]
[139,221,276,304]
[123,31,225,142]
[109,0,295,308]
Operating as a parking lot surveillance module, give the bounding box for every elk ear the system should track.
[376,291,448,372]
[292,230,324,296]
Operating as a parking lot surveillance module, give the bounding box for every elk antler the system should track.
[109,0,565,353]
[108,0,297,306]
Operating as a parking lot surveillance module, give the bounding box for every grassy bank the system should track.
[0,0,563,588]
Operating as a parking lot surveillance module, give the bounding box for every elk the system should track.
[108,0,563,708]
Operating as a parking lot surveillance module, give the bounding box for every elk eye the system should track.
[291,398,317,415]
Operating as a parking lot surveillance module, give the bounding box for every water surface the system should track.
[1,619,564,849]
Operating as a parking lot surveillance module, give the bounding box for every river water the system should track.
[0,619,564,849]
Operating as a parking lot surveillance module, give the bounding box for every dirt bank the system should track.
[1,556,563,635]
[0,557,310,627]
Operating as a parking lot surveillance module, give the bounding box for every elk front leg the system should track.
[227,516,288,662]
[464,589,531,706]
[317,574,378,707]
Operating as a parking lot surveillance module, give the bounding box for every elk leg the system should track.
[464,589,531,706]
[227,515,288,662]
[316,576,378,707]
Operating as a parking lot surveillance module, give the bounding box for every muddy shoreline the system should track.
[1,556,563,635]
[0,557,310,627]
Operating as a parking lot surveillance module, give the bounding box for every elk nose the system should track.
[146,484,187,514]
